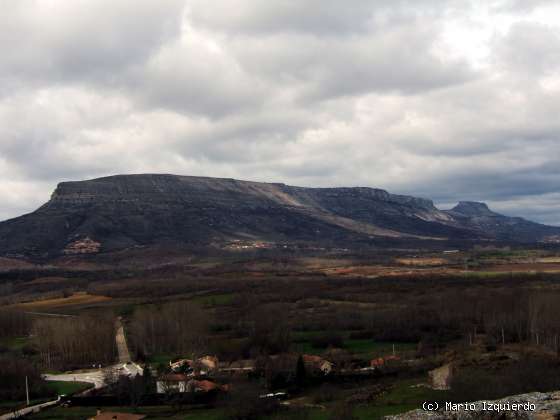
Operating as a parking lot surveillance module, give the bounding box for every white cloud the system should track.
[1,0,560,225]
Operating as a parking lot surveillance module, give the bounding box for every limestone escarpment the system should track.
[0,174,558,258]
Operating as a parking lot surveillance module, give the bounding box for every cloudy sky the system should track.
[2,0,560,225]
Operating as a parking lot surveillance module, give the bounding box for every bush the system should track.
[449,357,560,402]
[328,402,357,420]
[225,383,280,420]
[210,323,233,333]
[0,356,55,401]
[312,384,336,404]
[21,343,39,356]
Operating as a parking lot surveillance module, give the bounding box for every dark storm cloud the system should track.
[1,0,560,225]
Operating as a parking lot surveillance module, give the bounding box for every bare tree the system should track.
[129,301,210,359]
[33,313,116,370]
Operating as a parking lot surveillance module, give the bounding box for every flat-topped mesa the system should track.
[450,201,496,217]
[49,174,224,201]
[46,174,281,209]
[1,174,559,258]
[47,174,438,211]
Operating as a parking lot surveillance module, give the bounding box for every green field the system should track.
[345,340,416,357]
[304,379,449,420]
[0,336,31,351]
[46,381,92,396]
[0,381,92,415]
[147,352,177,365]
[0,399,50,416]
[292,331,416,358]
[28,406,225,419]
[359,379,448,418]
[191,293,235,306]
[26,377,446,420]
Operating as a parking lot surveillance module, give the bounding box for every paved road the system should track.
[43,318,143,391]
[24,311,77,318]
[115,317,131,363]
[0,398,60,420]
[43,362,143,389]
[43,369,106,389]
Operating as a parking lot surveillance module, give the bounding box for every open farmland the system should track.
[14,292,112,311]
[2,246,560,419]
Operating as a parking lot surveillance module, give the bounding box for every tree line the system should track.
[33,314,116,370]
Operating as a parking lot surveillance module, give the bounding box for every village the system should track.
[52,344,454,420]
[154,351,413,395]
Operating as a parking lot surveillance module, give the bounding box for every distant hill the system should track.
[0,174,558,258]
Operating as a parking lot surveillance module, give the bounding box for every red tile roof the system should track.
[302,355,324,364]
[193,380,219,392]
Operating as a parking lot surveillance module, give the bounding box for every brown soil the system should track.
[14,292,112,310]
[485,263,560,272]
[395,257,448,266]
[0,257,35,270]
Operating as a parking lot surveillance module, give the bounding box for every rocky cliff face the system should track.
[0,174,558,258]
[386,391,560,419]
[445,201,559,243]
[450,201,496,217]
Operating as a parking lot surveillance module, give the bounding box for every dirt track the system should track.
[115,317,131,363]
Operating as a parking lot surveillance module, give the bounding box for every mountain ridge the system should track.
[1,174,558,258]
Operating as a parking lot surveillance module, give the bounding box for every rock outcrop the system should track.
[445,200,559,243]
[386,391,560,419]
[428,363,454,391]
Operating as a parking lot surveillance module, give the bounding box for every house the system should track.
[195,356,218,374]
[302,354,333,375]
[370,355,400,368]
[429,363,454,390]
[169,356,218,375]
[64,237,101,255]
[88,410,145,420]
[187,379,229,393]
[220,359,256,373]
[157,375,228,394]
[169,359,193,373]
[156,373,189,394]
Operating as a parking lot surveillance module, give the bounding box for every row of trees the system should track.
[129,299,293,362]
[33,314,116,370]
[449,356,560,402]
[158,288,560,360]
[359,289,560,354]
[0,309,31,339]
[129,302,209,360]
[0,356,54,402]
[125,284,560,363]
[475,291,560,351]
